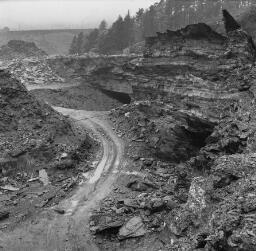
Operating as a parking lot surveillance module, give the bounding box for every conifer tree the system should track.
[69,35,78,54]
[99,20,107,34]
[123,11,135,47]
[76,32,84,54]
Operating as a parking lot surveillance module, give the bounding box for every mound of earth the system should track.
[0,70,95,227]
[0,40,47,61]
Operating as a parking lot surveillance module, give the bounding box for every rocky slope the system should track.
[6,8,256,250]
[5,57,64,85]
[0,70,95,228]
[28,56,133,110]
[0,41,64,86]
[86,11,256,251]
[0,70,87,163]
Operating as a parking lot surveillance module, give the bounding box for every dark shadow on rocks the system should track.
[222,9,241,33]
[101,89,131,104]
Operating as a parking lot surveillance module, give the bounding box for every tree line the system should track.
[69,0,253,55]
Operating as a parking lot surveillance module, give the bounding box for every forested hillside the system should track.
[69,0,254,55]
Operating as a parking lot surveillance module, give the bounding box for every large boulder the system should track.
[119,216,146,240]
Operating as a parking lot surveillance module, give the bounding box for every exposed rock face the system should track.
[44,18,256,164]
[45,22,255,120]
[144,23,226,57]
[0,40,47,61]
[47,55,134,95]
[111,101,215,162]
[88,11,256,251]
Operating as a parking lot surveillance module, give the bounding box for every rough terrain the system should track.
[0,108,124,251]
[1,8,256,251]
[85,11,256,251]
[0,40,47,61]
[0,69,96,235]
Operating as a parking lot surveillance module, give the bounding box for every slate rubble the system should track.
[0,69,94,228]
[89,11,256,251]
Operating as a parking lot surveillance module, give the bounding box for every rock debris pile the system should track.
[5,58,65,85]
[0,40,64,86]
[0,40,47,61]
[0,69,94,227]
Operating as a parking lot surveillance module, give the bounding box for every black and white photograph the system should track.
[0,0,255,250]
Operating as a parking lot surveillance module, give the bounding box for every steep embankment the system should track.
[0,108,124,251]
[0,70,87,162]
[0,70,95,228]
[28,56,133,110]
[84,13,256,251]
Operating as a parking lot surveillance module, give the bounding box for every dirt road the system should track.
[0,107,124,251]
[26,82,80,91]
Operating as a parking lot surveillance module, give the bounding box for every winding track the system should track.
[0,107,124,251]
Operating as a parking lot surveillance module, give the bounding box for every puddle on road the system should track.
[88,141,109,184]
[81,161,99,183]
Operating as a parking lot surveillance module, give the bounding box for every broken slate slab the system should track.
[119,216,146,240]
[90,220,124,234]
[39,169,49,186]
[0,185,19,192]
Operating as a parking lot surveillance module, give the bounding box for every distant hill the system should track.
[0,29,91,55]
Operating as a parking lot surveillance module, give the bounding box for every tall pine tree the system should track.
[123,11,135,48]
[69,35,78,54]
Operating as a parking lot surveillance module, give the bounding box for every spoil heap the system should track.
[0,70,93,225]
[0,40,47,61]
[0,69,92,174]
[0,40,64,86]
[6,58,64,85]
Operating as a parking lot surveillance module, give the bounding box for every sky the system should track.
[0,0,159,30]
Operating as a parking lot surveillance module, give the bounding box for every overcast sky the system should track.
[0,0,158,30]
